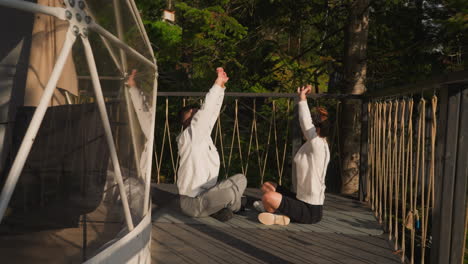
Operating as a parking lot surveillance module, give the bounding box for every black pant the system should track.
[276,185,323,224]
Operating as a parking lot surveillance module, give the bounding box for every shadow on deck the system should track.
[151,184,401,264]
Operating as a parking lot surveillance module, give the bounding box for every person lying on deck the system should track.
[254,84,330,226]
[176,67,247,222]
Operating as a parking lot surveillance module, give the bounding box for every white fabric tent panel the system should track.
[24,0,78,106]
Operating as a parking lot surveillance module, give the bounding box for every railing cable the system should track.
[273,100,291,185]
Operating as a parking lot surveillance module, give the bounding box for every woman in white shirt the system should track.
[256,85,330,225]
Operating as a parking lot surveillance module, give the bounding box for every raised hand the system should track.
[127,69,137,87]
[214,67,229,88]
[297,84,312,101]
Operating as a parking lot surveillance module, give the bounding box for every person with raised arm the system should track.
[176,67,247,222]
[254,84,330,225]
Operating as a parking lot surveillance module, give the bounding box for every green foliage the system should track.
[138,0,466,190]
[144,21,182,63]
[444,0,468,31]
[136,0,348,93]
[134,2,466,261]
[366,0,468,90]
[136,0,465,93]
[136,0,166,21]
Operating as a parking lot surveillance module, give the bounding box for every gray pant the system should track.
[179,174,247,217]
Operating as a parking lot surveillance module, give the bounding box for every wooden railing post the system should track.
[449,84,468,264]
[431,83,468,264]
[359,99,368,202]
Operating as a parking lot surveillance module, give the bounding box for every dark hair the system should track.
[318,120,331,138]
[311,110,330,138]
[178,104,200,125]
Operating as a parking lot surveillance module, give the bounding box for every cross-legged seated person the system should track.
[177,67,247,222]
[255,85,330,225]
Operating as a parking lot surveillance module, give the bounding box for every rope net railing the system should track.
[153,95,342,191]
[367,96,438,264]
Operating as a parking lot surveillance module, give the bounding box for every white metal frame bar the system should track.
[143,73,159,213]
[0,28,76,222]
[83,210,152,264]
[130,0,155,58]
[124,87,143,179]
[89,22,155,70]
[85,10,124,75]
[124,0,159,212]
[125,0,153,57]
[113,0,128,74]
[82,36,134,231]
[113,0,142,181]
[0,0,158,227]
[99,34,124,75]
[0,0,66,20]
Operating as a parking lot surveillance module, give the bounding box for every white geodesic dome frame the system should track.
[0,0,158,242]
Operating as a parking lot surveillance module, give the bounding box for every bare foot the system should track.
[214,67,229,88]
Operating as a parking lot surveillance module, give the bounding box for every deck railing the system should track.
[153,92,358,192]
[152,70,467,264]
[360,70,468,264]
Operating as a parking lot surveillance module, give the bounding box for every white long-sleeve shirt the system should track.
[293,101,330,205]
[176,84,224,197]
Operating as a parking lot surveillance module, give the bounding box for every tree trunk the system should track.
[340,0,369,195]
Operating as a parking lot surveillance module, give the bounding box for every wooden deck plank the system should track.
[208,226,309,263]
[152,186,384,235]
[0,196,125,264]
[151,185,401,264]
[291,231,400,263]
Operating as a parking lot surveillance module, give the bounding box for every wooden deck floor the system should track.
[151,184,402,264]
[0,194,124,263]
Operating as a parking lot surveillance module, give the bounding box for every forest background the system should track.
[136,0,467,193]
